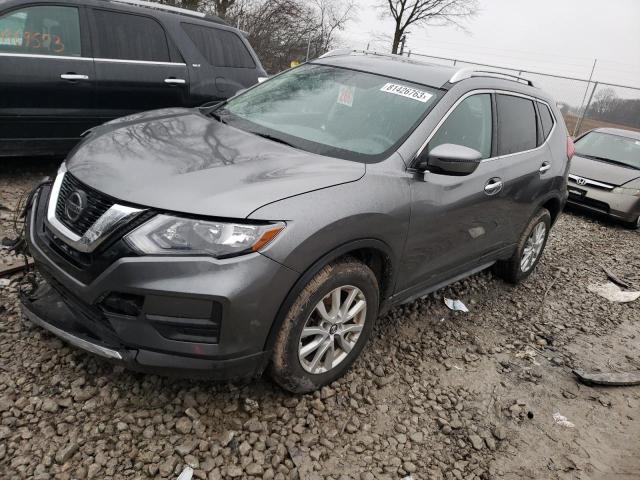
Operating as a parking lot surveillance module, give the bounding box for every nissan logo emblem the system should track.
[575,177,587,186]
[65,190,87,222]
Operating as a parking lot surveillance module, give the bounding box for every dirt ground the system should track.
[1,158,639,480]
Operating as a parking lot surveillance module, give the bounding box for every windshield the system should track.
[574,131,640,170]
[217,63,441,161]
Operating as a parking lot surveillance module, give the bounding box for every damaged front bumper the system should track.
[20,183,298,380]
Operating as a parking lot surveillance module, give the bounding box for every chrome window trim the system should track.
[45,164,145,253]
[568,174,614,190]
[94,57,186,66]
[0,52,92,61]
[0,52,186,66]
[414,89,557,164]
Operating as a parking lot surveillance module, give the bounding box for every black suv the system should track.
[0,0,267,157]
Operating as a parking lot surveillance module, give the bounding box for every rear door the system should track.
[88,7,189,122]
[0,3,95,154]
[493,92,552,245]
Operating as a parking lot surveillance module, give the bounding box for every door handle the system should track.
[484,178,503,195]
[60,73,89,81]
[164,78,186,85]
[539,162,551,174]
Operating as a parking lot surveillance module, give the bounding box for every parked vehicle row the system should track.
[567,128,640,229]
[0,0,267,157]
[21,50,572,392]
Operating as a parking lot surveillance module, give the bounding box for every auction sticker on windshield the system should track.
[380,83,433,103]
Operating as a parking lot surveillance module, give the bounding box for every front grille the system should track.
[55,173,115,236]
[568,193,610,213]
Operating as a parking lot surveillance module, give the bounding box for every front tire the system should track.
[270,258,379,393]
[623,215,640,230]
[494,208,551,284]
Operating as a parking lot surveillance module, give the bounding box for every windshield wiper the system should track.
[209,111,227,124]
[579,154,639,169]
[251,132,296,148]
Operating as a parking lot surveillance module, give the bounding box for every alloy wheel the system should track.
[520,222,547,272]
[298,285,367,374]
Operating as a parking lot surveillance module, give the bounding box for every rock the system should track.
[55,442,79,464]
[493,427,507,441]
[245,463,263,475]
[185,407,200,419]
[469,434,484,450]
[320,386,336,399]
[41,398,59,413]
[227,465,243,477]
[403,461,417,473]
[176,417,193,434]
[219,430,235,447]
[159,456,178,477]
[87,464,100,479]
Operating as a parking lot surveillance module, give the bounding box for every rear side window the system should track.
[428,93,493,159]
[182,23,255,68]
[92,10,170,62]
[0,6,81,56]
[538,102,555,139]
[497,94,537,155]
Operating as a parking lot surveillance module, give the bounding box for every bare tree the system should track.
[158,0,236,18]
[381,0,478,54]
[212,0,236,17]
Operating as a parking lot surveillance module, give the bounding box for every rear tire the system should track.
[270,258,379,393]
[494,208,551,284]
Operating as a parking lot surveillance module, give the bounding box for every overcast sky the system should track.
[340,0,640,96]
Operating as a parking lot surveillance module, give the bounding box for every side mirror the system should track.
[417,143,483,176]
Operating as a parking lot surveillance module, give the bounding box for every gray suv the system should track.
[22,50,571,392]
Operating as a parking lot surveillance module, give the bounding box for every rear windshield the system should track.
[215,63,441,162]
[574,131,640,170]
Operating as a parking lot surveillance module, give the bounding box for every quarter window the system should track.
[428,94,493,159]
[92,10,170,62]
[0,6,81,56]
[497,94,537,155]
[182,23,255,68]
[538,102,555,139]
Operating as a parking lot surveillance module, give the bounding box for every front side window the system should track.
[0,6,81,56]
[217,64,441,161]
[428,94,493,159]
[182,23,255,68]
[574,131,640,170]
[497,94,537,155]
[92,10,170,62]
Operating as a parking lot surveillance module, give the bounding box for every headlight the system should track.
[125,215,285,258]
[612,186,640,196]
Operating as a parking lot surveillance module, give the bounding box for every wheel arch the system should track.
[262,238,396,353]
[540,194,563,225]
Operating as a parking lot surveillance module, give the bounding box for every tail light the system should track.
[567,136,575,160]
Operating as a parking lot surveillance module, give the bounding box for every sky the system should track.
[339,0,640,104]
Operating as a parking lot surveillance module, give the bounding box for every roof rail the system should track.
[320,49,403,60]
[450,67,535,86]
[107,0,208,19]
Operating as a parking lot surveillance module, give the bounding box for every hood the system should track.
[570,154,640,187]
[66,108,365,218]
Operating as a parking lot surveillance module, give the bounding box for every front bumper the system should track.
[22,184,299,379]
[566,180,640,223]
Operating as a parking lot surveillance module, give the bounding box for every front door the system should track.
[398,92,506,293]
[0,4,95,155]
[88,7,189,122]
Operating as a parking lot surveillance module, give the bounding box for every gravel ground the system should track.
[1,158,639,480]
